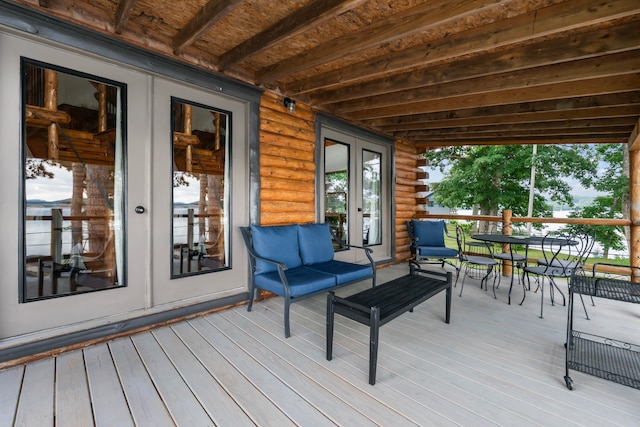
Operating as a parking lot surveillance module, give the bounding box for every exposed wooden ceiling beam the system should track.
[416,137,627,149]
[173,0,242,56]
[628,119,640,151]
[256,0,519,84]
[332,50,640,114]
[217,0,367,71]
[288,0,639,95]
[307,22,640,105]
[396,118,637,137]
[343,73,640,120]
[365,93,640,129]
[114,0,137,34]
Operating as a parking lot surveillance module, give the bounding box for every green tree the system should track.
[562,196,625,259]
[561,143,628,259]
[425,145,599,231]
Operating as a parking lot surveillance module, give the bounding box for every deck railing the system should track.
[417,209,635,276]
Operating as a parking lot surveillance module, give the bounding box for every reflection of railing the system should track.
[173,208,225,274]
[26,209,113,261]
[25,208,116,298]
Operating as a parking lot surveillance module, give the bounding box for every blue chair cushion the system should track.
[417,246,457,258]
[298,223,335,265]
[412,220,446,247]
[250,224,302,274]
[254,267,336,297]
[305,260,372,285]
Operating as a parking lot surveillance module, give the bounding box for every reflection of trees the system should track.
[25,159,55,180]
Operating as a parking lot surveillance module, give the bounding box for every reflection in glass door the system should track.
[362,149,382,246]
[21,59,126,301]
[171,98,230,278]
[324,140,349,245]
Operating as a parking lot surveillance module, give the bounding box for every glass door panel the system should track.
[171,98,230,277]
[21,60,126,301]
[324,140,349,246]
[362,149,382,246]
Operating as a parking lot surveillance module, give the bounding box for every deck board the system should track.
[13,358,55,426]
[151,325,256,427]
[131,332,216,426]
[109,337,176,426]
[55,351,94,426]
[0,366,23,427]
[1,263,640,426]
[84,343,135,427]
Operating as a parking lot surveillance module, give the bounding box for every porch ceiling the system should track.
[13,0,640,148]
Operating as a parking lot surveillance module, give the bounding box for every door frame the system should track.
[315,113,395,264]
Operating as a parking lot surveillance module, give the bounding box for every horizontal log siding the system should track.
[259,92,316,225]
[394,139,420,261]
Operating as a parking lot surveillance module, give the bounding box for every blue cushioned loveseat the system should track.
[240,223,376,337]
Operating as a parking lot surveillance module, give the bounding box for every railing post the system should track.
[501,210,512,276]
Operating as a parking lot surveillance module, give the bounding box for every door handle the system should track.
[135,206,145,214]
[357,207,362,212]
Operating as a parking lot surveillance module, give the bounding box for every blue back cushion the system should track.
[298,223,335,265]
[250,224,302,274]
[412,220,446,247]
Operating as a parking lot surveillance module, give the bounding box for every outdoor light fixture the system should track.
[283,97,296,114]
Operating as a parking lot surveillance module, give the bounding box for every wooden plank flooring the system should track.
[1,263,639,426]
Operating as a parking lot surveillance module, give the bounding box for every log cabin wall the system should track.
[394,139,422,262]
[259,92,317,225]
[260,92,419,263]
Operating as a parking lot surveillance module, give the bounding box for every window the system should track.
[21,59,126,301]
[171,98,231,277]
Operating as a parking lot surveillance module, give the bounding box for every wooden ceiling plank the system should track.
[173,0,242,56]
[218,0,368,71]
[416,138,626,148]
[365,93,640,129]
[397,118,637,136]
[114,0,138,34]
[345,73,640,120]
[402,127,634,140]
[333,50,640,113]
[256,0,518,84]
[288,0,640,94]
[373,106,640,132]
[308,21,640,105]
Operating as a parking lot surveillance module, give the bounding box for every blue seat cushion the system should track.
[250,224,302,274]
[254,267,336,297]
[417,246,458,258]
[305,260,372,285]
[412,220,447,247]
[298,223,335,265]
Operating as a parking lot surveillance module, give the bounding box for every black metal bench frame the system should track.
[326,263,452,385]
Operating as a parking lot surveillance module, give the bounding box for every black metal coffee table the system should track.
[326,263,452,385]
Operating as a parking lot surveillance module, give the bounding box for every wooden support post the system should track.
[97,83,107,132]
[184,104,193,173]
[501,209,513,277]
[44,69,58,160]
[187,208,195,251]
[214,112,221,150]
[51,208,63,264]
[629,149,640,278]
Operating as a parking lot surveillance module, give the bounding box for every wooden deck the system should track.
[1,263,639,426]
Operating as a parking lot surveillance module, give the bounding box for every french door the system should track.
[1,31,249,340]
[321,127,391,263]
